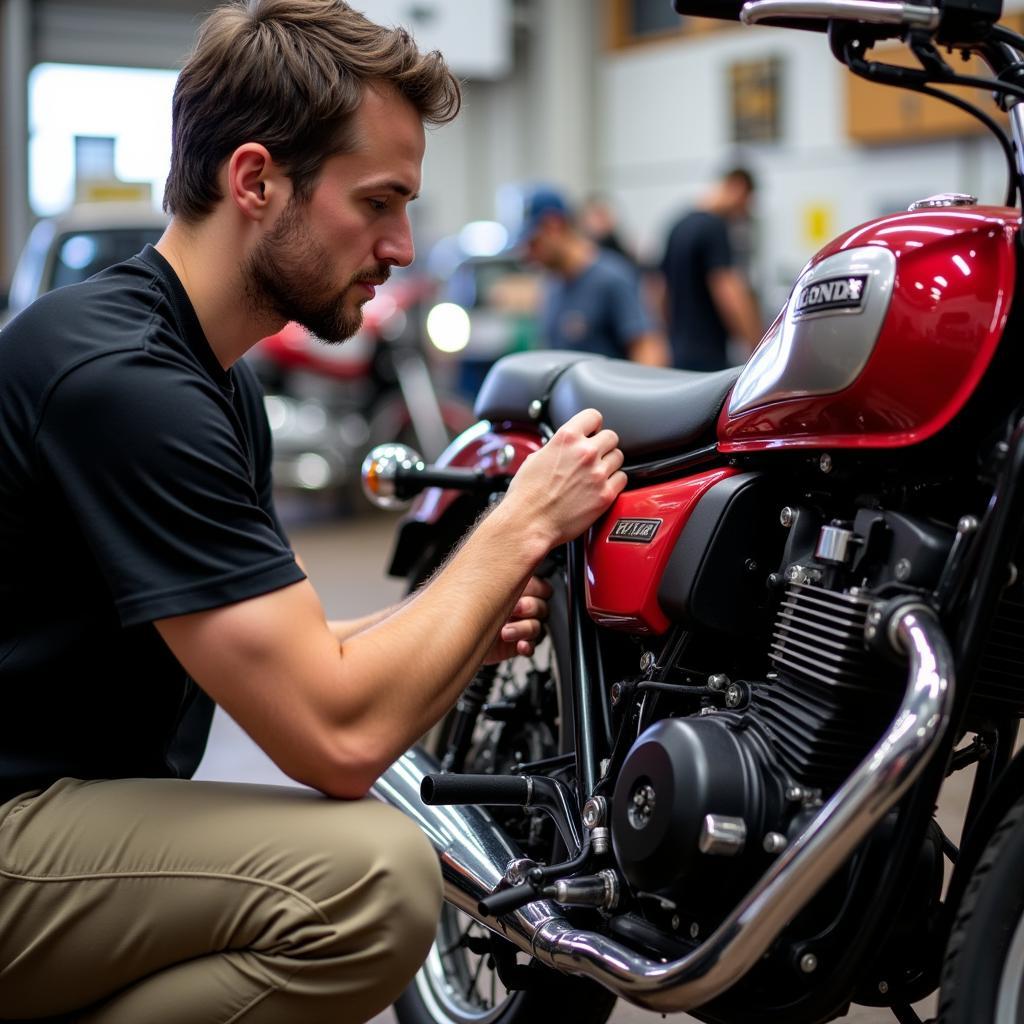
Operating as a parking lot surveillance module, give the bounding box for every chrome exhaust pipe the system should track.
[371,605,954,1012]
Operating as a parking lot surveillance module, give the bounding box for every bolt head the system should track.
[707,673,728,691]
[819,453,833,474]
[786,785,804,802]
[800,953,818,974]
[878,980,889,995]
[780,506,795,527]
[725,683,743,708]
[640,651,656,672]
[895,558,912,581]
[610,682,623,705]
[763,832,788,854]
[865,624,878,640]
[670,914,680,930]
[957,515,978,534]
[528,399,543,420]
[689,921,699,938]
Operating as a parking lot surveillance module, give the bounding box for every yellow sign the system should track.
[803,204,834,248]
[76,180,152,204]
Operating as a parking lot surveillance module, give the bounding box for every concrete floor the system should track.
[194,511,971,1024]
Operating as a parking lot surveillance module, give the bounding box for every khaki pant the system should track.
[0,777,442,1023]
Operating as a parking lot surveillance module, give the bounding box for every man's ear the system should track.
[226,143,283,220]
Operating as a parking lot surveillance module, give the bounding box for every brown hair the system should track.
[164,0,461,221]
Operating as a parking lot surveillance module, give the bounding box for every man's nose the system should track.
[376,216,415,268]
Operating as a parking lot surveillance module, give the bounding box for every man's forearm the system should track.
[330,501,549,787]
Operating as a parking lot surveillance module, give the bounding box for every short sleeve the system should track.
[701,216,735,274]
[604,264,653,356]
[36,351,305,626]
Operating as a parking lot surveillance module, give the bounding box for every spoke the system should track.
[465,947,487,1002]
[440,920,476,958]
[490,958,497,1008]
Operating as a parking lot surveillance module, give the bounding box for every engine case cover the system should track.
[611,717,774,895]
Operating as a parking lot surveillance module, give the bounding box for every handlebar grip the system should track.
[420,773,531,806]
[478,883,544,918]
[394,465,503,499]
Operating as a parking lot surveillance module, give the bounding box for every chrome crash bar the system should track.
[371,605,954,1012]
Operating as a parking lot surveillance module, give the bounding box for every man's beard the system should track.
[244,198,390,344]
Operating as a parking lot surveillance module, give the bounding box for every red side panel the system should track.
[585,467,737,635]
[718,206,1019,451]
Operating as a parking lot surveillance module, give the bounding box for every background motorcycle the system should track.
[248,272,474,508]
[363,1,1024,1022]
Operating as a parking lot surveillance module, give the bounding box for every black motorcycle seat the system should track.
[548,358,741,459]
[474,350,603,424]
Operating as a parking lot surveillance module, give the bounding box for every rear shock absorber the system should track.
[441,665,499,773]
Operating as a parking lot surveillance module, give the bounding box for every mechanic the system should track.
[520,186,670,366]
[659,166,763,370]
[0,3,626,1022]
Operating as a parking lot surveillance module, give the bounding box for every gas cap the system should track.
[907,193,978,211]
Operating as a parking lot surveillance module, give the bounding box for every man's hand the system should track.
[484,575,552,663]
[504,408,626,549]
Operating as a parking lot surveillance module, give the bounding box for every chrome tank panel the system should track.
[728,247,896,416]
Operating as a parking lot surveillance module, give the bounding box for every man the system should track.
[521,186,670,366]
[660,167,763,370]
[0,3,625,1022]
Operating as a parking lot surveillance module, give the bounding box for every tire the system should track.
[393,561,616,1024]
[939,790,1024,1023]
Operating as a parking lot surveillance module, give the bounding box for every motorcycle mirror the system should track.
[360,443,424,510]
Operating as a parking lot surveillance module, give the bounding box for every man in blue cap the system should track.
[519,186,669,366]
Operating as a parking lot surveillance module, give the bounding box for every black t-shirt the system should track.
[0,245,305,800]
[660,209,734,371]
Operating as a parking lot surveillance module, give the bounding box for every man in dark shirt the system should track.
[520,186,670,366]
[660,167,763,370]
[0,3,626,1021]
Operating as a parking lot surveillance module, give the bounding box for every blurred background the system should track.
[3,0,1021,518]
[4,1,1022,481]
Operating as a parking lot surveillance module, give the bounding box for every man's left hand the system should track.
[483,576,553,663]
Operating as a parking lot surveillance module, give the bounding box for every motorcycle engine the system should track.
[609,497,955,909]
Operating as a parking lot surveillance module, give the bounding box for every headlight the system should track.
[426,302,471,354]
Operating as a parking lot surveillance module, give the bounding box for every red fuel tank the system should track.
[719,204,1019,451]
[585,467,737,634]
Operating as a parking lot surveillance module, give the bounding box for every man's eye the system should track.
[369,198,388,212]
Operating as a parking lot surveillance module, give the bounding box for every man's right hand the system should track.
[504,407,626,547]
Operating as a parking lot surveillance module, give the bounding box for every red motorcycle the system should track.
[363,2,1024,1022]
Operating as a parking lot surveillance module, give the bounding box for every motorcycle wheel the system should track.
[393,573,616,1024]
[939,791,1024,1023]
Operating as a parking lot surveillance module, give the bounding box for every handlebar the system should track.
[361,443,509,510]
[677,0,1003,41]
[740,0,940,28]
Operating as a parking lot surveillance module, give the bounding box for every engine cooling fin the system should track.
[972,586,1024,715]
[751,583,902,793]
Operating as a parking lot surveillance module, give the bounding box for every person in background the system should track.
[579,192,635,265]
[520,186,670,367]
[659,166,763,371]
[0,3,627,1022]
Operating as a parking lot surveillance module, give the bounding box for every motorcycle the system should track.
[362,1,1024,1021]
